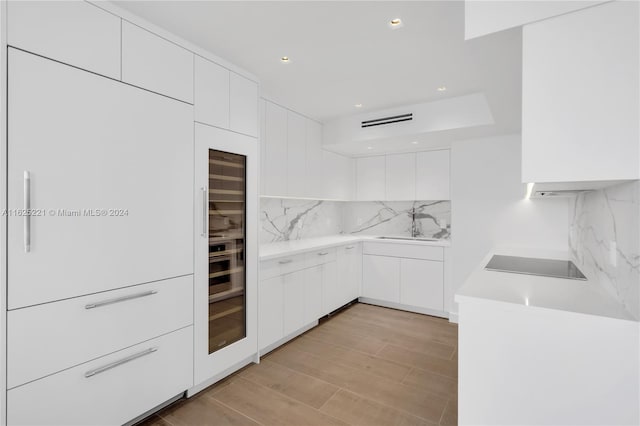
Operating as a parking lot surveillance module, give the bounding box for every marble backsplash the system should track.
[260,198,451,244]
[569,181,640,319]
[343,201,451,239]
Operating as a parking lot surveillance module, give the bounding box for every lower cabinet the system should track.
[362,255,400,302]
[400,258,444,312]
[8,326,193,426]
[258,275,284,351]
[283,270,306,336]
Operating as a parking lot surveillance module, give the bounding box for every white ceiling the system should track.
[114,0,522,133]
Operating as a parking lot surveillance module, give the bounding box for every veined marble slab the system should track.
[260,198,342,244]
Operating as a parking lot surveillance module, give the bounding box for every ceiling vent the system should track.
[361,113,413,128]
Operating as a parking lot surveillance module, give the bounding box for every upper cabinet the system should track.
[261,99,353,200]
[356,156,386,201]
[194,56,230,128]
[7,1,121,79]
[385,154,415,201]
[522,1,639,185]
[230,73,259,137]
[122,22,194,103]
[416,150,450,200]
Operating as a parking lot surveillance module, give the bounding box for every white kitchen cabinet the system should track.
[416,150,450,200]
[306,120,324,199]
[8,48,193,309]
[323,151,354,200]
[362,255,400,302]
[356,156,386,201]
[522,1,639,184]
[287,111,307,197]
[122,22,194,103]
[400,258,444,312]
[8,326,193,426]
[283,270,306,336]
[194,55,230,129]
[386,153,416,201]
[258,276,284,351]
[263,101,288,196]
[7,1,121,79]
[337,243,362,304]
[230,73,259,137]
[304,266,324,323]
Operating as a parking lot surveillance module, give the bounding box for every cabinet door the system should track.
[338,244,362,307]
[306,120,324,199]
[400,259,444,311]
[7,49,193,309]
[321,261,339,314]
[416,150,450,200]
[195,56,230,129]
[324,151,354,200]
[356,156,386,201]
[522,1,639,183]
[258,277,283,351]
[362,255,400,302]
[287,111,307,197]
[283,270,306,336]
[122,22,194,103]
[386,153,416,201]
[304,266,323,323]
[230,73,258,137]
[8,1,121,79]
[263,101,288,195]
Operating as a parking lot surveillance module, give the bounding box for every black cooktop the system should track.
[485,255,587,280]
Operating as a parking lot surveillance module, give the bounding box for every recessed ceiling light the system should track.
[354,103,363,108]
[437,86,447,92]
[280,56,290,63]
[367,146,373,150]
[389,18,403,29]
[411,141,418,145]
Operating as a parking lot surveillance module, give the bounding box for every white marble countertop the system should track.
[455,247,636,322]
[260,234,451,261]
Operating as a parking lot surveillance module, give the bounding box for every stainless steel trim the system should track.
[278,259,293,265]
[201,186,208,237]
[84,347,158,378]
[318,252,329,256]
[85,290,158,309]
[24,171,30,253]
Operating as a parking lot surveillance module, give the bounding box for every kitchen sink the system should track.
[376,236,440,242]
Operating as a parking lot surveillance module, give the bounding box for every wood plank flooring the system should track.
[139,303,458,426]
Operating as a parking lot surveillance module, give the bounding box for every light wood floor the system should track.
[140,303,458,426]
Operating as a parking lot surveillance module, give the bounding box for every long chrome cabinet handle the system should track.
[318,252,329,256]
[24,171,30,253]
[85,347,158,378]
[201,187,208,238]
[345,246,356,250]
[278,259,293,265]
[85,290,157,309]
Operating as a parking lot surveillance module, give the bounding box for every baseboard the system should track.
[358,298,449,319]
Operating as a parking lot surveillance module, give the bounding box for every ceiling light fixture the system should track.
[367,146,373,150]
[411,141,418,145]
[389,18,403,29]
[354,103,363,108]
[280,56,290,63]
[437,86,447,92]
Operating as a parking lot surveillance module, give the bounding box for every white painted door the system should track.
[194,123,258,385]
[258,277,284,351]
[195,56,230,129]
[323,151,354,200]
[230,73,258,137]
[304,266,323,323]
[400,259,444,311]
[386,153,416,201]
[287,111,307,197]
[416,150,450,200]
[337,244,362,307]
[7,48,194,310]
[263,101,287,196]
[356,156,385,201]
[283,270,305,335]
[321,261,339,314]
[362,255,400,302]
[306,120,324,199]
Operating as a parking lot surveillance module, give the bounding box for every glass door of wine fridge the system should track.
[207,150,246,354]
[193,123,257,391]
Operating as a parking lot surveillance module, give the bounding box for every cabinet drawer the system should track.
[306,247,337,268]
[261,253,307,280]
[8,275,193,389]
[363,242,443,261]
[8,326,193,426]
[8,1,121,79]
[122,22,194,103]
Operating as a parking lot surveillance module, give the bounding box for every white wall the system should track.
[450,134,569,315]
